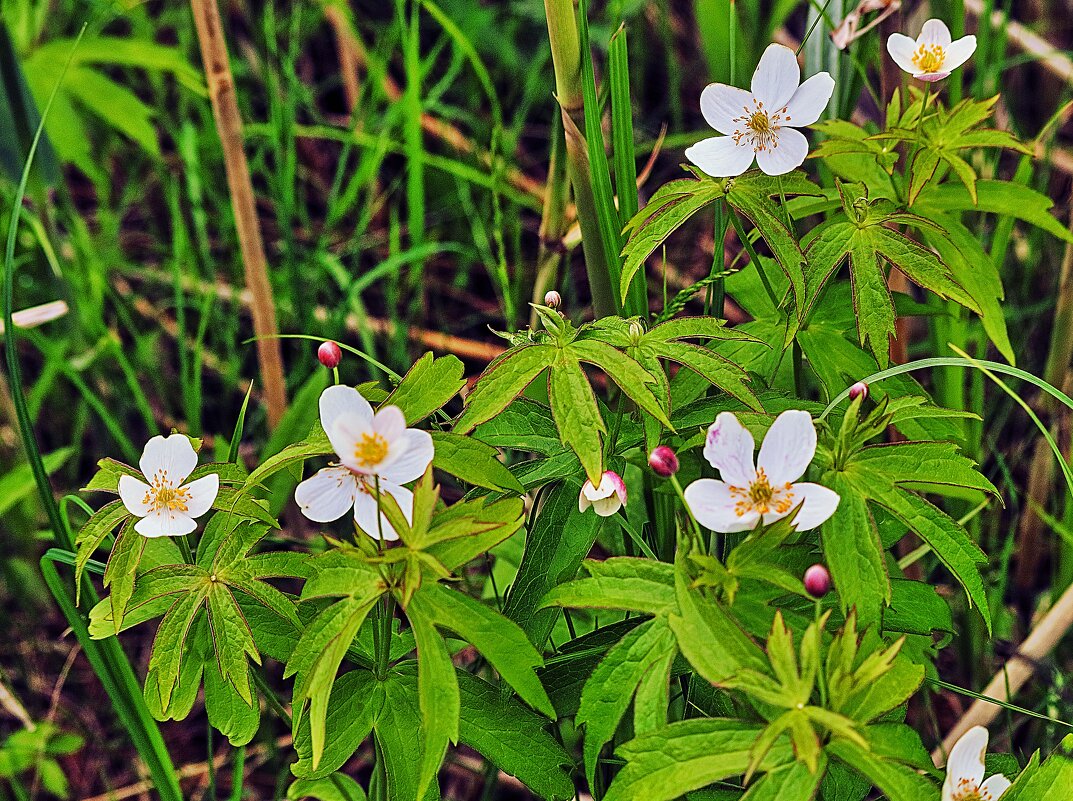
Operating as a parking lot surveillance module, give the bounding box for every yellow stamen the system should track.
[732,101,788,152]
[729,468,795,517]
[142,470,191,513]
[353,432,389,468]
[912,43,945,73]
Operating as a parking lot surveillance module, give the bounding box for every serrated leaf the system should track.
[428,430,523,493]
[826,738,939,801]
[104,519,148,634]
[204,654,260,746]
[74,499,129,599]
[820,475,889,628]
[207,584,260,705]
[385,352,466,425]
[147,588,210,711]
[408,601,458,799]
[547,353,605,484]
[454,345,555,434]
[542,557,677,616]
[244,426,333,490]
[292,670,383,779]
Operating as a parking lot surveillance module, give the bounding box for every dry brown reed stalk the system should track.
[933,578,1073,764]
[189,0,288,428]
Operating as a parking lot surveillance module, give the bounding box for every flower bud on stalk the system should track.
[804,564,832,598]
[543,290,562,309]
[318,341,342,369]
[648,446,679,477]
[848,381,868,401]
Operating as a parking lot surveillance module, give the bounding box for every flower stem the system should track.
[178,535,195,565]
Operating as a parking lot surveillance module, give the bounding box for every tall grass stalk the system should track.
[189,0,288,427]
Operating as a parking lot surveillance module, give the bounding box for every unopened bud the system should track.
[318,341,342,369]
[544,290,562,309]
[804,564,832,598]
[848,381,868,401]
[629,321,644,342]
[648,445,679,477]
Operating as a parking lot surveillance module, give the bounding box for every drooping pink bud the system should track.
[648,446,679,477]
[544,290,562,309]
[804,564,832,598]
[848,381,868,401]
[318,341,342,369]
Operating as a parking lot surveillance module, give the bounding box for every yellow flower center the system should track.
[353,432,389,468]
[912,43,945,73]
[952,777,994,801]
[143,471,191,513]
[732,100,789,153]
[729,468,794,517]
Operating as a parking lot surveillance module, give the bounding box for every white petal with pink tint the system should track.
[700,84,754,135]
[756,410,817,486]
[295,467,358,522]
[703,413,756,486]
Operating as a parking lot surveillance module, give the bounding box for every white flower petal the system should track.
[579,487,592,513]
[685,136,756,177]
[319,385,373,437]
[943,36,977,72]
[980,774,1011,799]
[353,480,412,541]
[590,495,623,517]
[118,475,153,517]
[372,405,407,442]
[684,478,759,533]
[751,43,800,109]
[784,482,840,530]
[887,33,921,74]
[703,412,756,486]
[700,83,754,135]
[919,18,952,48]
[380,428,434,484]
[295,467,358,522]
[135,508,196,538]
[755,126,809,175]
[783,72,835,127]
[140,434,198,486]
[756,410,817,485]
[942,726,988,797]
[181,474,219,519]
[328,414,374,474]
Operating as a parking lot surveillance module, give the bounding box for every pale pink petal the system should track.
[684,478,759,533]
[181,474,219,519]
[380,428,434,484]
[943,36,977,72]
[886,33,920,74]
[328,414,374,474]
[751,43,800,109]
[135,507,196,538]
[782,72,835,127]
[980,774,1011,799]
[140,434,198,486]
[918,18,952,48]
[755,127,810,175]
[756,410,817,486]
[917,71,951,83]
[942,726,988,798]
[782,483,840,530]
[685,136,756,177]
[700,83,754,135]
[703,412,757,486]
[319,385,373,437]
[353,480,412,541]
[295,467,358,523]
[118,475,153,517]
[372,405,407,442]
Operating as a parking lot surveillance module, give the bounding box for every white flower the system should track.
[685,43,835,177]
[118,435,219,538]
[887,19,977,82]
[683,411,839,533]
[578,471,627,517]
[942,726,1011,801]
[295,385,434,541]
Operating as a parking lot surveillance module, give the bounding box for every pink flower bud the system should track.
[544,290,562,309]
[848,381,868,401]
[579,471,627,517]
[804,564,832,598]
[648,446,679,477]
[318,341,342,369]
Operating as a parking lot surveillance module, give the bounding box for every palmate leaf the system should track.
[542,557,677,617]
[384,352,466,425]
[407,600,459,800]
[428,430,523,493]
[804,181,978,367]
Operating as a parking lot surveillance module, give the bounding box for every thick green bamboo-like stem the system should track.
[543,0,616,320]
[190,0,288,428]
[530,114,569,329]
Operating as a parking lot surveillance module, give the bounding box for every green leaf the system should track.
[825,738,939,801]
[409,584,554,718]
[740,753,825,800]
[424,496,525,570]
[74,499,129,598]
[820,475,889,628]
[919,180,1073,243]
[428,430,523,493]
[577,617,676,788]
[503,481,602,646]
[385,352,466,425]
[853,441,998,500]
[542,557,677,616]
[292,669,384,779]
[207,584,260,705]
[104,519,148,634]
[408,601,458,799]
[244,426,332,490]
[603,719,792,801]
[204,655,260,746]
[288,774,368,801]
[548,353,606,484]
[376,665,441,801]
[473,397,561,455]
[454,345,555,434]
[456,670,574,800]
[147,588,210,711]
[569,339,673,429]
